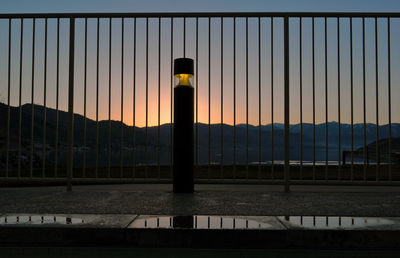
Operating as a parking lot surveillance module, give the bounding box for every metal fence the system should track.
[0,12,399,190]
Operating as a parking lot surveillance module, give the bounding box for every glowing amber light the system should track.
[174,73,193,87]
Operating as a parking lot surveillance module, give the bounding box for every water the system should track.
[0,215,84,225]
[129,215,273,229]
[1,214,395,230]
[130,215,396,230]
[279,216,395,229]
[252,160,381,165]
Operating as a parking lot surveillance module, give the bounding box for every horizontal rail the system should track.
[0,12,400,19]
[1,178,400,186]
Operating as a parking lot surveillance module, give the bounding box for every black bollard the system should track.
[173,58,194,193]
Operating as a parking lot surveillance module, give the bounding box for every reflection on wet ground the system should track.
[0,214,396,230]
[0,215,84,225]
[129,215,397,230]
[130,215,275,229]
[279,216,395,229]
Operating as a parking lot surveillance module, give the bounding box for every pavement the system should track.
[1,184,400,216]
[1,213,400,249]
[2,184,400,251]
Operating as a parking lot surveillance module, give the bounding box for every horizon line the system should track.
[3,102,399,128]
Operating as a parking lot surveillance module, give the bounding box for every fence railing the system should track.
[0,12,399,190]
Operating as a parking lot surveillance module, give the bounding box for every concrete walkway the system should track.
[1,184,400,216]
[2,214,400,249]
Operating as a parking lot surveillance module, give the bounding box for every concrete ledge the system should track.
[1,227,400,249]
[125,228,400,249]
[1,214,400,249]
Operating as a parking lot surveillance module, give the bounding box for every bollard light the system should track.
[173,58,194,193]
[174,58,194,86]
[174,73,193,86]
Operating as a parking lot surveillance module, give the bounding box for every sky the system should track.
[1,0,400,13]
[0,0,400,127]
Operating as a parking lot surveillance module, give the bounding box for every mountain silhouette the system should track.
[1,103,399,169]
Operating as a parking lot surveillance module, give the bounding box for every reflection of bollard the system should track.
[173,58,194,193]
[173,215,194,228]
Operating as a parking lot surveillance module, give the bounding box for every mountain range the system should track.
[1,103,399,168]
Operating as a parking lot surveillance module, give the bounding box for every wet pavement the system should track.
[1,213,400,249]
[1,184,400,216]
[1,184,400,249]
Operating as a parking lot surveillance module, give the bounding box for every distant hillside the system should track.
[356,137,400,163]
[1,103,399,168]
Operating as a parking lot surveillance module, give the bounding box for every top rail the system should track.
[0,12,399,18]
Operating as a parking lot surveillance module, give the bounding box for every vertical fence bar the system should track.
[387,18,392,181]
[183,17,186,57]
[245,16,249,179]
[195,17,199,176]
[220,17,224,178]
[283,16,290,192]
[312,17,316,180]
[54,18,60,178]
[375,17,380,180]
[5,19,11,177]
[350,17,354,180]
[17,19,24,178]
[132,17,137,178]
[337,17,341,179]
[42,18,48,178]
[325,17,328,180]
[83,18,87,178]
[157,17,161,178]
[120,18,124,178]
[258,17,261,179]
[233,17,237,178]
[208,17,211,178]
[67,18,75,192]
[108,18,112,178]
[170,18,173,176]
[271,17,274,179]
[299,17,303,179]
[145,17,148,178]
[362,17,367,180]
[95,18,100,178]
[350,18,354,180]
[29,19,35,178]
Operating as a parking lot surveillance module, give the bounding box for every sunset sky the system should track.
[1,0,400,127]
